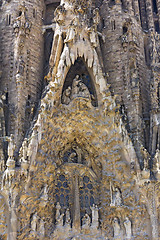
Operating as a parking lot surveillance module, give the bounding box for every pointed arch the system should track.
[61,58,98,107]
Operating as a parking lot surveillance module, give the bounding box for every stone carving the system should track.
[140,146,150,171]
[110,183,123,207]
[31,213,38,232]
[7,134,15,159]
[113,217,121,238]
[39,219,45,237]
[62,75,91,105]
[153,149,160,172]
[13,3,31,37]
[65,208,71,229]
[91,204,99,228]
[40,185,48,206]
[55,202,64,227]
[124,217,132,239]
[54,4,66,25]
[21,138,28,161]
[82,213,91,229]
[62,86,71,105]
[68,152,77,163]
[65,22,76,43]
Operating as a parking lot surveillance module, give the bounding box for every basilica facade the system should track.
[0,0,160,239]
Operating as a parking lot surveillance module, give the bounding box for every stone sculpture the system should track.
[62,87,71,105]
[31,213,38,232]
[82,213,91,229]
[7,134,15,159]
[113,217,121,238]
[124,217,132,239]
[110,183,123,207]
[56,202,64,227]
[62,75,91,105]
[91,204,99,228]
[65,208,71,229]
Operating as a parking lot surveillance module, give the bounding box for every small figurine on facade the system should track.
[153,149,160,172]
[91,204,99,228]
[82,213,91,229]
[71,75,80,99]
[7,134,15,159]
[110,182,123,207]
[31,213,38,232]
[65,208,71,229]
[113,217,121,238]
[55,202,64,227]
[124,217,132,239]
[62,86,71,105]
[39,219,45,238]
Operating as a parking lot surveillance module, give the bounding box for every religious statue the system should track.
[153,149,160,172]
[71,75,90,100]
[78,81,90,99]
[91,204,99,228]
[40,185,48,203]
[113,217,121,238]
[7,134,15,159]
[140,146,150,171]
[55,202,64,227]
[71,75,80,99]
[68,152,77,163]
[64,21,76,43]
[62,86,71,105]
[31,213,38,232]
[39,219,45,237]
[124,217,132,239]
[65,208,71,228]
[21,138,28,161]
[110,182,123,207]
[82,213,91,229]
[62,75,91,105]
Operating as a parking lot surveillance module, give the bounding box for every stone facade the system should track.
[0,0,160,239]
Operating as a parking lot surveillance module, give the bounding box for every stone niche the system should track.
[61,58,98,107]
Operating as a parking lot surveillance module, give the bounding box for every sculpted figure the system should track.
[110,183,123,207]
[55,202,61,220]
[71,75,80,99]
[153,149,160,171]
[71,75,90,100]
[13,19,21,35]
[140,146,150,170]
[79,81,90,99]
[113,217,121,238]
[65,22,76,43]
[55,202,64,226]
[39,219,45,237]
[91,204,99,228]
[68,152,77,163]
[7,134,15,159]
[31,213,38,232]
[124,217,132,239]
[65,208,71,227]
[22,138,28,161]
[62,86,71,105]
[82,213,91,229]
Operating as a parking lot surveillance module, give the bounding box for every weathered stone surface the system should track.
[0,0,160,239]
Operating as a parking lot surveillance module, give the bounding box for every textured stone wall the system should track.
[0,0,160,239]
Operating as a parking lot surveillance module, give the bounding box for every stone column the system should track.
[73,172,80,231]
